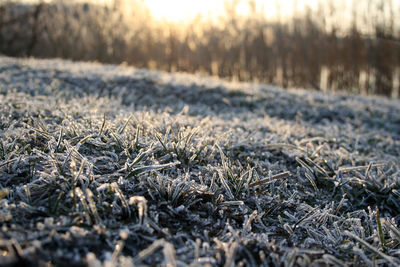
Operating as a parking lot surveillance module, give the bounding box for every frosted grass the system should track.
[0,56,399,266]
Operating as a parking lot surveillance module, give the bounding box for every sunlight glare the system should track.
[144,0,320,22]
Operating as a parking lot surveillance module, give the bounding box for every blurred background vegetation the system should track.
[0,0,399,98]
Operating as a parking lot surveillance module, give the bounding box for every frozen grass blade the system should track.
[322,254,348,267]
[118,114,133,134]
[129,196,148,224]
[74,187,92,224]
[0,188,9,199]
[55,127,63,152]
[384,220,400,241]
[376,209,385,247]
[111,182,131,218]
[249,171,291,188]
[99,113,106,137]
[218,169,234,200]
[162,242,177,267]
[344,231,399,266]
[224,242,238,267]
[86,188,101,224]
[134,239,166,263]
[0,158,18,168]
[125,161,180,179]
[338,163,387,174]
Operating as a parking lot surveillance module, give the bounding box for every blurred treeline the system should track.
[0,0,399,97]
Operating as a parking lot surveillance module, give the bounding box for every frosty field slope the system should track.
[0,56,399,266]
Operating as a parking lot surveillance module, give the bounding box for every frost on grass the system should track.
[0,56,399,266]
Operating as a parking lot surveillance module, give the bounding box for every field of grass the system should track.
[0,56,399,266]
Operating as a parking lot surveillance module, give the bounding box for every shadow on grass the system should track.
[1,61,399,138]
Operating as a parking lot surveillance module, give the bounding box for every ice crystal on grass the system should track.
[0,56,399,266]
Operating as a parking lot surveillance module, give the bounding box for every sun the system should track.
[144,0,222,22]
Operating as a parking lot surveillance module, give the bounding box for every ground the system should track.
[0,56,399,266]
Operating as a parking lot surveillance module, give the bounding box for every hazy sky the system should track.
[144,0,320,22]
[22,0,400,30]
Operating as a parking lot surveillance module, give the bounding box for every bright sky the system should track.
[143,0,320,22]
[21,0,353,23]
